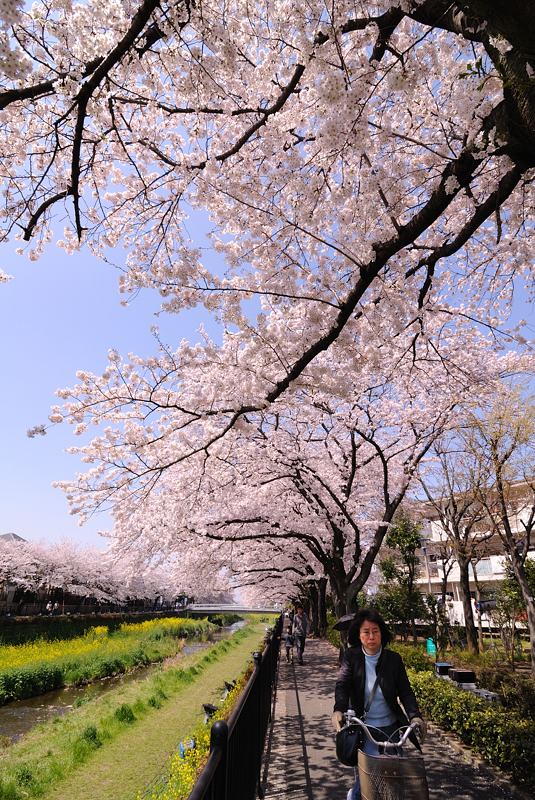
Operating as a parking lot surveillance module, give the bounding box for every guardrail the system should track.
[188,615,282,800]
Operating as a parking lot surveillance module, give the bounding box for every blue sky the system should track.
[0,222,218,549]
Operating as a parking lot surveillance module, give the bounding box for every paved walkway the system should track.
[262,638,528,800]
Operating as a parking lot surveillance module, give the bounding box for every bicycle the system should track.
[343,711,429,800]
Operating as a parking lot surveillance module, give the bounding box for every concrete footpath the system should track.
[262,638,528,800]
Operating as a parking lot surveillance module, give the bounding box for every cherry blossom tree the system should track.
[96,327,530,613]
[0,536,181,608]
[193,400,441,618]
[2,1,532,601]
[224,539,316,608]
[0,537,45,594]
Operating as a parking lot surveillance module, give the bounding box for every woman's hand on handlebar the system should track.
[411,716,427,743]
[331,710,344,732]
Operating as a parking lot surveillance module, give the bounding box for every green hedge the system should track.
[389,643,434,672]
[326,612,341,652]
[409,669,535,791]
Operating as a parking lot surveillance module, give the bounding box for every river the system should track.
[0,621,244,743]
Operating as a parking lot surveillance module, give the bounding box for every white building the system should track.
[415,485,535,628]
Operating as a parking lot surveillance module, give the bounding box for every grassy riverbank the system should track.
[0,617,273,800]
[0,617,214,705]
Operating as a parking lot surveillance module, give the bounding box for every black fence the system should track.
[188,615,282,800]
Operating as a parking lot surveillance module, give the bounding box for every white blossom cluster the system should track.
[0,0,29,78]
[0,0,20,26]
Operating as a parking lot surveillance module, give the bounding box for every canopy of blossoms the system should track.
[0,1,532,602]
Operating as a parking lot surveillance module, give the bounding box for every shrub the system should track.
[148,695,162,708]
[389,643,433,672]
[326,612,341,652]
[80,725,102,748]
[13,765,34,788]
[0,665,63,704]
[114,703,136,724]
[409,669,535,791]
[476,667,535,720]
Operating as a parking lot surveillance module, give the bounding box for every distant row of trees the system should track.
[0,537,187,613]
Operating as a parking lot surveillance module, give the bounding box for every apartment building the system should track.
[415,482,535,627]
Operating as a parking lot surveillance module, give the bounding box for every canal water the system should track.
[0,622,244,743]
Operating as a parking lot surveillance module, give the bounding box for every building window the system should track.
[470,558,492,578]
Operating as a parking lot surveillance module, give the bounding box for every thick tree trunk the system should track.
[457,557,479,652]
[317,577,328,637]
[508,554,535,675]
[308,582,319,636]
[345,580,360,614]
[330,575,347,619]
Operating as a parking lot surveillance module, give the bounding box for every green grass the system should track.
[0,617,272,800]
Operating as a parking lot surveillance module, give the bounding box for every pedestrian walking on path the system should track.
[292,605,309,665]
[284,625,295,664]
[263,637,527,800]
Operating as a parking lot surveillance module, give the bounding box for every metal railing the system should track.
[188,616,282,800]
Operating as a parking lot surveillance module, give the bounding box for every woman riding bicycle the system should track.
[331,608,427,800]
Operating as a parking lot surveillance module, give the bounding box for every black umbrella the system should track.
[332,613,357,632]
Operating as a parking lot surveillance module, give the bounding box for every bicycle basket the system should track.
[358,750,429,800]
[335,724,364,767]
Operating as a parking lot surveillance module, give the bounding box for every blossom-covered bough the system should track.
[99,338,530,613]
[2,2,533,601]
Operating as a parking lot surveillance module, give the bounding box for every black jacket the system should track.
[334,645,420,726]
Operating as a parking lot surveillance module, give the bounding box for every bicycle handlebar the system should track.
[343,710,419,751]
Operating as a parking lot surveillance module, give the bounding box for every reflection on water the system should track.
[0,621,245,743]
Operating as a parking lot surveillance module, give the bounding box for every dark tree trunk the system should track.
[317,577,328,637]
[308,582,319,636]
[457,556,479,652]
[508,551,535,676]
[330,574,347,619]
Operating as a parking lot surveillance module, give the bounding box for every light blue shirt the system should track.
[363,647,397,728]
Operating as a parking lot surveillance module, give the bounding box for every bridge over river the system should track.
[184,603,282,614]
